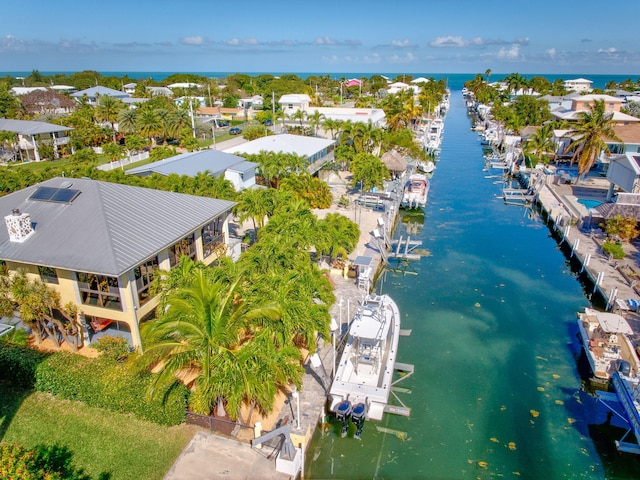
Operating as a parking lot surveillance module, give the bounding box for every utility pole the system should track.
[272,91,276,133]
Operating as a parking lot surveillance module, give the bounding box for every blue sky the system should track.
[2,0,638,75]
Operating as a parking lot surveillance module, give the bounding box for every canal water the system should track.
[306,92,640,478]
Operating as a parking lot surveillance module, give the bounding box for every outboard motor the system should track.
[616,359,631,377]
[351,402,366,439]
[334,400,352,438]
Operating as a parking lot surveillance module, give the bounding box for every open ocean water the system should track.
[304,91,640,478]
[1,72,637,91]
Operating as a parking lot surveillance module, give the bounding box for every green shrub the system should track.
[602,241,625,259]
[93,336,131,362]
[35,352,188,426]
[0,344,188,426]
[0,343,49,388]
[0,443,90,480]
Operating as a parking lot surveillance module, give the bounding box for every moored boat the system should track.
[329,294,402,436]
[401,173,429,209]
[577,307,640,384]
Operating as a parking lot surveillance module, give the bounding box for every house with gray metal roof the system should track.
[70,86,130,105]
[0,118,73,162]
[224,133,335,175]
[0,177,236,349]
[127,149,258,191]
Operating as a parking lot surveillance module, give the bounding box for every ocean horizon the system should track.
[2,71,638,91]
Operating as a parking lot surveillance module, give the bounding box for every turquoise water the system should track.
[578,199,603,210]
[305,92,640,478]
[0,72,634,90]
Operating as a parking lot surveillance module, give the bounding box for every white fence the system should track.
[96,151,149,171]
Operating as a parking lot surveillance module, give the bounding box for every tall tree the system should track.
[566,99,622,176]
[141,267,302,419]
[94,95,124,144]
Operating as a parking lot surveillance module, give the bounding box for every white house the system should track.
[279,94,312,113]
[563,78,593,93]
[70,86,130,105]
[127,149,258,191]
[224,133,335,175]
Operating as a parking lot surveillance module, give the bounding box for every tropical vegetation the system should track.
[565,99,621,176]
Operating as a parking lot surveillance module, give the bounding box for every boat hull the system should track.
[577,308,640,384]
[329,294,401,421]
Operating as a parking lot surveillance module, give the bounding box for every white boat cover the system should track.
[591,310,634,335]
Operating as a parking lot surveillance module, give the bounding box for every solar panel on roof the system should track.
[29,186,80,203]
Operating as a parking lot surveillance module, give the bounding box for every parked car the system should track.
[229,127,242,135]
[264,119,273,126]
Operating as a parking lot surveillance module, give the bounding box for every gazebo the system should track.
[381,149,408,177]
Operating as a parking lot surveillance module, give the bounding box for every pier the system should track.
[533,175,640,338]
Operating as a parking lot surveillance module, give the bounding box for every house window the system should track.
[288,104,293,110]
[202,218,224,258]
[609,144,623,154]
[134,256,159,305]
[169,233,196,267]
[76,273,122,311]
[38,266,58,284]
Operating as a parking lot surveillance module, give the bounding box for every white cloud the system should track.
[321,55,339,63]
[391,39,410,48]
[497,44,521,60]
[363,53,381,64]
[389,52,416,64]
[314,36,335,46]
[545,48,556,58]
[226,38,240,46]
[180,36,205,46]
[598,47,617,54]
[430,35,467,48]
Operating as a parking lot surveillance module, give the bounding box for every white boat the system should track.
[417,160,436,174]
[401,173,429,209]
[329,294,401,436]
[577,308,640,384]
[423,118,444,154]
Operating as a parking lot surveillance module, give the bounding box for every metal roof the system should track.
[0,177,235,277]
[127,149,257,178]
[0,118,72,135]
[70,86,130,98]
[224,133,335,158]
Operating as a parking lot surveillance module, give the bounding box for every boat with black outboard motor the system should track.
[329,293,403,438]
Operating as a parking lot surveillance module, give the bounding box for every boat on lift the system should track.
[401,173,430,209]
[329,294,402,438]
[577,307,640,384]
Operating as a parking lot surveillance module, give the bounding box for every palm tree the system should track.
[322,117,338,139]
[117,108,138,135]
[141,267,302,419]
[523,123,556,167]
[565,99,622,177]
[234,188,273,240]
[137,109,161,147]
[290,109,306,129]
[95,95,124,144]
[307,110,325,136]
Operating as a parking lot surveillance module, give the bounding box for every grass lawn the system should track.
[0,385,197,480]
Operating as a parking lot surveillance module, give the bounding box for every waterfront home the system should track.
[309,106,386,129]
[551,94,638,125]
[224,133,335,175]
[563,78,593,93]
[0,118,72,162]
[0,177,236,350]
[70,86,130,105]
[127,149,258,191]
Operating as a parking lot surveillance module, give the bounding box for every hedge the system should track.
[0,344,188,426]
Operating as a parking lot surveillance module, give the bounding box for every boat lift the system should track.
[595,372,640,454]
[252,419,303,476]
